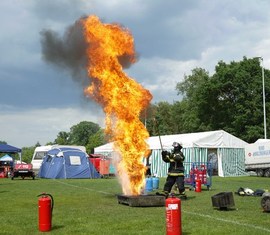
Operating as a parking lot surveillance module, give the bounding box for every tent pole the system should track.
[158,135,163,152]
[153,118,163,151]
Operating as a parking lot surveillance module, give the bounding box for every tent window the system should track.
[70,156,81,165]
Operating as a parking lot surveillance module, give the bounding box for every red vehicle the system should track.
[11,163,35,180]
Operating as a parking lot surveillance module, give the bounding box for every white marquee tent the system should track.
[94,130,248,177]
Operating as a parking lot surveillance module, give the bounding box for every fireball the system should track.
[82,16,152,195]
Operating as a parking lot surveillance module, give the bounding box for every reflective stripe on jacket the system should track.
[162,151,185,176]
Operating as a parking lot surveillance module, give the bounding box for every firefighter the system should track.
[161,142,186,198]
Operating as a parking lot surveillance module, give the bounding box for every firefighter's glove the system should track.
[161,151,168,157]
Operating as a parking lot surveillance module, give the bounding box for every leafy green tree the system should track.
[175,57,270,142]
[139,103,162,136]
[171,100,188,133]
[140,103,156,133]
[35,142,41,147]
[86,129,106,154]
[142,101,175,136]
[46,141,54,145]
[0,141,7,144]
[21,146,35,163]
[54,131,70,145]
[154,101,174,135]
[176,67,211,132]
[69,121,101,146]
[207,57,267,142]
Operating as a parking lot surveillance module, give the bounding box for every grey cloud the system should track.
[127,0,270,61]
[31,0,93,23]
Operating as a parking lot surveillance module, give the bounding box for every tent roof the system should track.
[151,130,247,148]
[0,154,13,161]
[0,144,21,153]
[254,139,270,144]
[94,130,248,152]
[47,147,86,157]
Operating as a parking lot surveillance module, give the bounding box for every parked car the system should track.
[11,163,35,180]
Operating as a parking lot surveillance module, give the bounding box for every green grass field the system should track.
[0,176,270,235]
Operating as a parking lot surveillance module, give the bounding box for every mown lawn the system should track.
[0,175,269,235]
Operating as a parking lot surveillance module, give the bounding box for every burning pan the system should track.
[117,194,165,207]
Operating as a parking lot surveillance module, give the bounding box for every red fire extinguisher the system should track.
[195,179,201,192]
[37,193,54,232]
[194,167,198,180]
[165,194,182,235]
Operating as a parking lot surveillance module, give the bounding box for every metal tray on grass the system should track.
[117,194,165,207]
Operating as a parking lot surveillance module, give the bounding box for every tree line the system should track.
[2,57,269,162]
[144,57,269,143]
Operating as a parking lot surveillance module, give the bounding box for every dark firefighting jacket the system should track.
[162,150,185,176]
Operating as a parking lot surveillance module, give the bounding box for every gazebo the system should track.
[0,144,21,178]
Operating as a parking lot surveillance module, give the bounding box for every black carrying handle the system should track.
[37,193,54,215]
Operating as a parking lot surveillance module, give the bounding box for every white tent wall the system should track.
[149,149,168,177]
[148,147,208,177]
[218,148,248,177]
[147,147,247,177]
[94,130,248,178]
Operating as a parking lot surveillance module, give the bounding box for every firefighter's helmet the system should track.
[172,142,182,150]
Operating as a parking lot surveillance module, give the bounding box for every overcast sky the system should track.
[1,0,270,148]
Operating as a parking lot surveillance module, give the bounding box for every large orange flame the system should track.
[82,15,152,195]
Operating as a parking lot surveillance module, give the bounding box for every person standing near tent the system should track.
[161,142,186,198]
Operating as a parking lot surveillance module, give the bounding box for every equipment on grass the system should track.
[195,179,202,192]
[185,162,212,191]
[236,187,255,196]
[244,188,254,196]
[117,194,165,207]
[261,192,270,212]
[152,176,159,190]
[254,189,265,196]
[37,193,54,232]
[165,194,182,235]
[211,192,235,210]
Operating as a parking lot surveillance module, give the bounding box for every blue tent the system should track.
[39,147,100,179]
[0,144,22,162]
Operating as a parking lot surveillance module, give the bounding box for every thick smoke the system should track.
[40,18,88,86]
[40,17,137,86]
